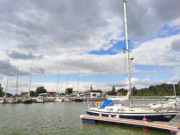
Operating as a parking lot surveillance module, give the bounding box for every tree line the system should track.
[0,84,73,97]
[1,82,180,97]
[107,82,180,96]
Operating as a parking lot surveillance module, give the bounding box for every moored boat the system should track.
[85,0,179,122]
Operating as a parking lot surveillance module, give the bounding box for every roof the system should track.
[21,92,28,95]
[47,92,56,94]
[90,90,103,93]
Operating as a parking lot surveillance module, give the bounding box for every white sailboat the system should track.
[86,0,179,122]
[9,67,19,103]
[23,65,32,103]
[54,72,62,102]
[74,72,83,102]
[64,74,72,102]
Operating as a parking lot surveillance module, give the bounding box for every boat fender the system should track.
[95,102,100,108]
[142,117,147,121]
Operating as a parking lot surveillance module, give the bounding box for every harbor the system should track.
[0,102,179,135]
[0,0,179,134]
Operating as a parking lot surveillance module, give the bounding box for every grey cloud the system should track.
[33,67,45,74]
[1,0,179,55]
[0,60,28,76]
[7,51,43,60]
[171,39,180,51]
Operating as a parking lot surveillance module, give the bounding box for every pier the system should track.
[80,114,180,134]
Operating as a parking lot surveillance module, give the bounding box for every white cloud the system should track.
[0,0,180,93]
[132,34,180,66]
[170,75,180,83]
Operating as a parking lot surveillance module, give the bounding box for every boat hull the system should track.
[74,99,83,102]
[87,110,178,122]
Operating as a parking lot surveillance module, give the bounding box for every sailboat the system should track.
[86,0,179,122]
[23,65,33,103]
[74,72,83,102]
[54,72,62,102]
[9,67,19,104]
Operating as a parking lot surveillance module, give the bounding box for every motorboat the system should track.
[54,97,62,102]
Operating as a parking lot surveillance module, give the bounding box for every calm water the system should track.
[0,102,179,135]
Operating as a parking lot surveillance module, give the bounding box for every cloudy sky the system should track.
[0,0,180,94]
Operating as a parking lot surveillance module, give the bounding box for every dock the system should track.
[80,114,180,134]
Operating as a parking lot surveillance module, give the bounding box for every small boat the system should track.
[9,97,19,104]
[37,93,54,103]
[0,99,5,104]
[54,97,62,102]
[65,96,72,102]
[23,96,32,103]
[37,95,44,103]
[23,65,33,104]
[74,98,83,102]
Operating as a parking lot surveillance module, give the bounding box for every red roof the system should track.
[47,92,56,95]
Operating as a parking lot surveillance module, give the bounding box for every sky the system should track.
[0,0,180,94]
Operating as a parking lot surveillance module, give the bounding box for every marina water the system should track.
[0,102,179,135]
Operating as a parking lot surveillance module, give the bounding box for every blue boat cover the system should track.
[99,100,114,109]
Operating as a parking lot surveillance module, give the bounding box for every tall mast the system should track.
[5,76,8,98]
[28,65,32,97]
[173,84,176,98]
[123,0,132,105]
[57,71,60,94]
[77,72,80,92]
[66,74,69,88]
[15,66,19,97]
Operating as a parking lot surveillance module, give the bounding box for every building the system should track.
[70,91,80,97]
[89,90,103,98]
[21,92,28,97]
[47,92,56,97]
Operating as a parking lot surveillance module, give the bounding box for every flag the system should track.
[123,47,126,54]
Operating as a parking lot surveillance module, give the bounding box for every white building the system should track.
[89,90,103,98]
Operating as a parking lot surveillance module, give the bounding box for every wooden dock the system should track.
[80,114,180,134]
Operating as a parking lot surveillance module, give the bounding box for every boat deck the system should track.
[80,114,180,134]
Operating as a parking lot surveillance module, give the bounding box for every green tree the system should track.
[108,86,117,95]
[35,86,47,96]
[0,83,4,97]
[65,88,73,95]
[117,88,127,96]
[30,91,36,97]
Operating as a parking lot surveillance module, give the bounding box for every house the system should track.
[47,92,56,97]
[89,90,103,98]
[21,92,28,97]
[70,91,80,97]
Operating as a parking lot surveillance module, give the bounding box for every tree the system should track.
[65,88,73,95]
[30,91,36,97]
[117,88,127,96]
[35,86,47,96]
[108,86,117,95]
[0,83,4,97]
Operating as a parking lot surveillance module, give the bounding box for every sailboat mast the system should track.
[28,65,32,97]
[15,66,19,97]
[173,84,176,98]
[67,74,69,88]
[57,72,60,94]
[123,0,132,105]
[77,72,80,92]
[5,77,8,98]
